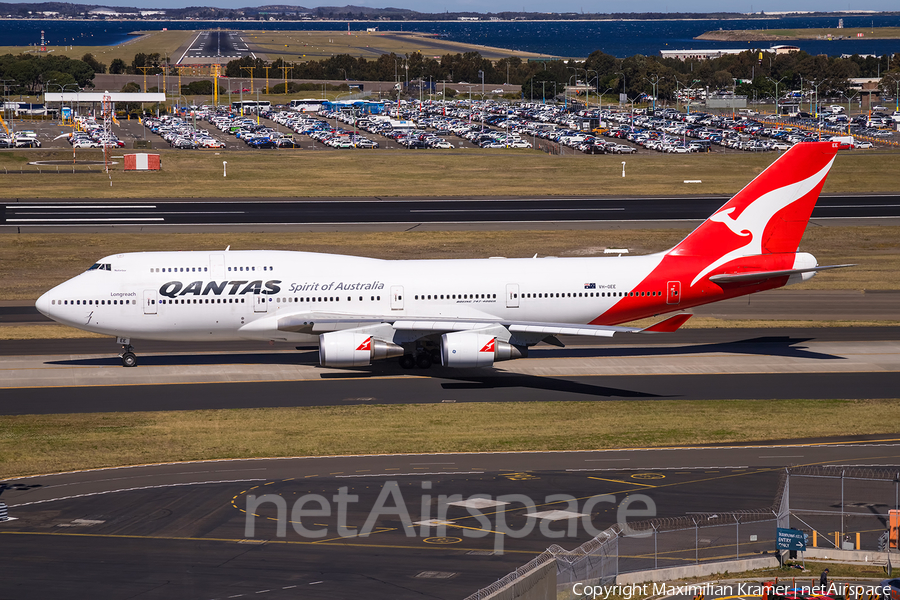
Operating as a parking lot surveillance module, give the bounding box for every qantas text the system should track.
[159,280,282,298]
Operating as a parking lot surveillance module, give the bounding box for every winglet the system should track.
[639,313,692,333]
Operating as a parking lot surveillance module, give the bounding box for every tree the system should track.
[81,53,106,74]
[110,58,127,75]
[121,81,140,93]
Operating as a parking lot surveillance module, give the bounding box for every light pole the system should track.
[841,89,859,135]
[767,76,786,117]
[883,74,900,112]
[645,74,661,114]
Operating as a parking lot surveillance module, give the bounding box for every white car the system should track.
[432,141,454,149]
[854,141,874,149]
[72,139,101,149]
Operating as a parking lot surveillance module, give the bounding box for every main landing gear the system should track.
[399,349,440,370]
[118,338,137,367]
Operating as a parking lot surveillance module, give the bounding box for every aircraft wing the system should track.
[243,310,692,339]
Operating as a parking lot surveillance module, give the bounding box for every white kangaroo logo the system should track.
[691,158,834,287]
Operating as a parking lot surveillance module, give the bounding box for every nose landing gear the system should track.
[117,338,137,367]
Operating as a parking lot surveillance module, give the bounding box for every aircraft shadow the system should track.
[527,336,844,362]
[47,351,322,367]
[46,337,841,369]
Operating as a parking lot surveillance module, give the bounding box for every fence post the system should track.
[841,470,845,541]
[653,524,658,570]
[694,517,700,565]
[735,515,741,560]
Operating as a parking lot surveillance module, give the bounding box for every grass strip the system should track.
[1,399,898,479]
[1,149,898,199]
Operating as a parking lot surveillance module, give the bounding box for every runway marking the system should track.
[7,205,156,209]
[6,478,267,508]
[759,455,804,458]
[336,471,483,477]
[588,476,656,487]
[7,218,165,222]
[410,208,626,213]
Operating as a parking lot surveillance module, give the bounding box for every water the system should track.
[4,15,900,58]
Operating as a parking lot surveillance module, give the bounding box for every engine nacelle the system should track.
[318,331,405,367]
[440,331,526,368]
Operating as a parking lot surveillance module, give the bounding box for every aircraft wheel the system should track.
[121,352,137,368]
[416,353,433,369]
[398,354,416,369]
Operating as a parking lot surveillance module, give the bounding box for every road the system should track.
[2,442,898,599]
[3,194,900,229]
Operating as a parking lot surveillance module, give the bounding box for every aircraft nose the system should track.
[35,290,53,318]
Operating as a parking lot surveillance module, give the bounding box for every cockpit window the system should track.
[87,263,111,272]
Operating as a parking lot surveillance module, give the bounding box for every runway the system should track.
[2,443,899,599]
[177,30,252,64]
[3,194,900,230]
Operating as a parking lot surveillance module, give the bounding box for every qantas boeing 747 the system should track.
[36,141,851,369]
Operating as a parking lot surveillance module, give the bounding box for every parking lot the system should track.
[3,97,898,158]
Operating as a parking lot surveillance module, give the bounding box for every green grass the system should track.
[1,399,899,478]
[2,149,899,199]
[0,28,547,66]
[698,26,900,40]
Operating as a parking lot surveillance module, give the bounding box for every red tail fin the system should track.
[667,141,839,287]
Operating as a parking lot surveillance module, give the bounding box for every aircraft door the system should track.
[391,285,404,311]
[506,284,519,308]
[666,281,681,305]
[143,289,158,315]
[210,254,226,279]
[254,295,268,313]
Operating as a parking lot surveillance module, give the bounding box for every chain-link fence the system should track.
[465,467,899,600]
[781,466,900,551]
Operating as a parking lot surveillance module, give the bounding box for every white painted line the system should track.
[7,218,165,222]
[336,471,482,478]
[8,205,155,209]
[448,498,509,509]
[758,455,804,458]
[526,510,589,521]
[178,32,204,64]
[7,478,266,508]
[566,466,749,472]
[410,208,625,213]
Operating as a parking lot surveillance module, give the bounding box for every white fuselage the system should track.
[36,249,667,343]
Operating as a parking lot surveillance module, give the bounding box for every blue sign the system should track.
[777,527,808,551]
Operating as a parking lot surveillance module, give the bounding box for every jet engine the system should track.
[318,331,405,367]
[440,331,526,368]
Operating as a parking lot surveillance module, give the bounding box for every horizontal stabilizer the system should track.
[708,264,855,284]
[638,313,693,333]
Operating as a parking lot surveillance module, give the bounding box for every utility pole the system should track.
[136,66,153,93]
[262,66,271,94]
[281,64,291,95]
